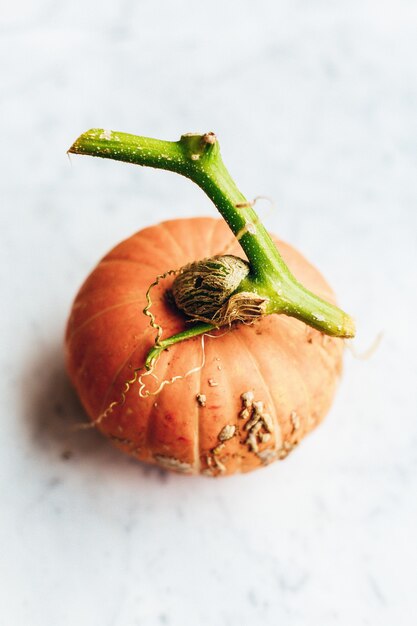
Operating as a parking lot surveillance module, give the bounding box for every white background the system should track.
[1,2,417,625]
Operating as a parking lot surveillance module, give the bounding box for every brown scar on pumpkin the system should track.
[218,424,236,442]
[153,454,193,473]
[239,390,254,420]
[206,452,226,475]
[277,440,298,460]
[257,440,298,465]
[239,392,275,455]
[204,423,237,476]
[196,393,206,407]
[290,410,301,432]
[257,448,277,465]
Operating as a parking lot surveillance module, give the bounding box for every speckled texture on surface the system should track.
[1,2,417,625]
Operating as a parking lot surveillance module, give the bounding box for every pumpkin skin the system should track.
[65,217,343,476]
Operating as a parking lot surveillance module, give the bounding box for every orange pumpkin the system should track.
[65,217,343,476]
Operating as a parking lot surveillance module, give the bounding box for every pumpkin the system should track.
[66,128,354,476]
[65,216,343,476]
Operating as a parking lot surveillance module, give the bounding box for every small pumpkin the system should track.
[66,129,353,476]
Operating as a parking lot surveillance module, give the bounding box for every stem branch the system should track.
[69,128,355,339]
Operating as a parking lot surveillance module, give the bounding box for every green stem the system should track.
[68,128,355,340]
[145,322,214,369]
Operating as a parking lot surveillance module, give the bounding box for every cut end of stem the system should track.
[68,128,107,155]
[202,132,217,145]
[341,314,356,339]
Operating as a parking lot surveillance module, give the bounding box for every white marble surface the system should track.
[1,1,417,625]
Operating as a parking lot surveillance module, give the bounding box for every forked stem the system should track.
[69,128,355,366]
